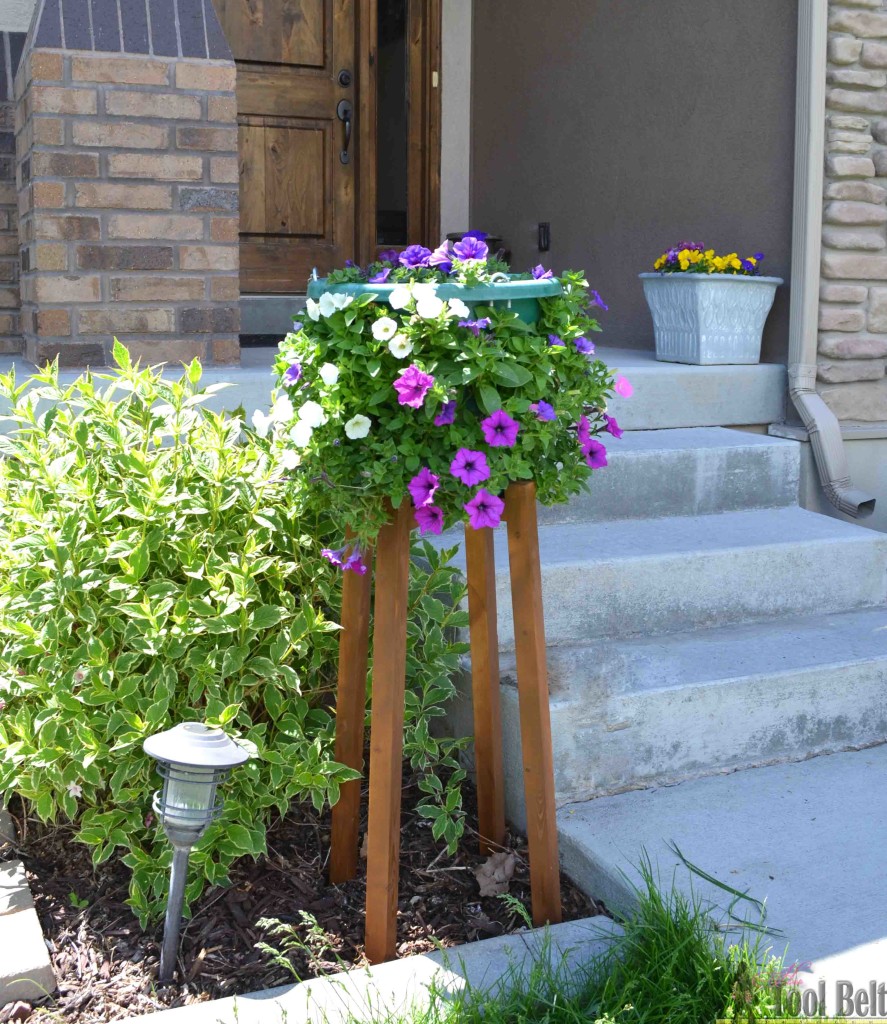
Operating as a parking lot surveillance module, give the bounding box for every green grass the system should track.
[258,857,789,1024]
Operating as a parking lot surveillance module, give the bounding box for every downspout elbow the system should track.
[788,363,876,519]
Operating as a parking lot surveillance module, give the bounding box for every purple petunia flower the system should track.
[614,376,633,398]
[399,244,433,269]
[530,400,557,422]
[450,448,490,487]
[428,241,454,274]
[321,546,345,568]
[453,235,489,262]
[577,414,591,446]
[283,361,302,385]
[458,318,492,337]
[464,488,505,530]
[292,320,303,331]
[603,414,623,439]
[531,264,553,280]
[343,548,368,574]
[379,248,400,263]
[408,466,440,508]
[574,336,595,355]
[481,410,520,448]
[547,334,565,347]
[590,289,609,311]
[414,504,444,535]
[583,439,608,469]
[463,230,488,241]
[369,267,391,283]
[434,400,457,426]
[393,364,435,408]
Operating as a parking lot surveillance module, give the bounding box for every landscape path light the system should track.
[143,722,250,983]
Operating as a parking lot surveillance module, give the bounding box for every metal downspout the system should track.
[788,0,875,518]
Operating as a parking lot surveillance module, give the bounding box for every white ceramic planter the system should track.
[639,272,783,365]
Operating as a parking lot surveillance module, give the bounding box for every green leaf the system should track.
[112,338,132,371]
[250,605,286,630]
[477,384,501,415]
[491,361,533,388]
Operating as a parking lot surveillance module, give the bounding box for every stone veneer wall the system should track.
[14,47,240,366]
[0,32,25,355]
[820,0,887,420]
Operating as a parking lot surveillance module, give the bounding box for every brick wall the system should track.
[15,50,240,366]
[1,32,25,355]
[819,0,887,420]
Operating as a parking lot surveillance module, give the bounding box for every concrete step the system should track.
[555,746,887,1008]
[455,606,887,817]
[537,427,800,525]
[601,346,787,429]
[451,506,887,648]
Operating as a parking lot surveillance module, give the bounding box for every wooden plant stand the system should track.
[328,480,561,963]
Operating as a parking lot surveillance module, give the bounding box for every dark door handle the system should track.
[337,99,353,165]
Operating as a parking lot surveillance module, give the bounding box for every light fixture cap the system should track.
[143,722,250,770]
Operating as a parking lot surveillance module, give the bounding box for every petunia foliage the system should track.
[267,239,627,553]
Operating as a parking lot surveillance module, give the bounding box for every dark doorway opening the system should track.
[376,0,409,247]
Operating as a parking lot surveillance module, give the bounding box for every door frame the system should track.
[358,0,442,263]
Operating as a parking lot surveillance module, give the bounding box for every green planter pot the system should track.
[306,274,562,325]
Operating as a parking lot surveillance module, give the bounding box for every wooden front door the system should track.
[214,0,362,293]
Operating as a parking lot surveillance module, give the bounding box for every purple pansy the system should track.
[458,318,492,337]
[754,252,765,260]
[530,400,557,422]
[547,334,565,347]
[414,504,444,535]
[450,448,490,487]
[590,289,609,311]
[434,400,457,426]
[453,235,489,262]
[399,244,432,269]
[393,364,435,408]
[428,241,454,274]
[531,264,553,280]
[583,439,608,469]
[464,488,505,530]
[574,336,595,355]
[283,361,302,386]
[481,410,520,448]
[408,466,440,508]
[603,414,623,439]
[369,267,391,283]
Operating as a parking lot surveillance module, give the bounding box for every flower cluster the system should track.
[261,238,629,555]
[653,242,765,276]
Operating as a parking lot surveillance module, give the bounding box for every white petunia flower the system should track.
[305,298,321,321]
[319,362,340,386]
[318,292,338,318]
[447,298,470,319]
[344,414,372,439]
[389,285,412,310]
[270,395,294,423]
[279,448,300,470]
[411,282,438,301]
[331,293,353,310]
[251,409,273,438]
[372,316,398,341]
[388,334,413,359]
[298,399,327,427]
[290,420,314,448]
[416,294,445,319]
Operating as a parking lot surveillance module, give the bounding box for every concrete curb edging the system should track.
[0,809,57,1006]
[120,916,624,1024]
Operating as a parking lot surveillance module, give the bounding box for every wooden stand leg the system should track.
[364,503,413,963]
[465,526,506,855]
[504,480,562,926]
[329,543,373,884]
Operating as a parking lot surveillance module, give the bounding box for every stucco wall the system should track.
[440,0,472,237]
[470,0,798,360]
[0,0,36,33]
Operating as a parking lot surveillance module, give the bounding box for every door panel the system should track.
[214,0,357,293]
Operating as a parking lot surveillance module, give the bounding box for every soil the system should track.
[1,774,606,1024]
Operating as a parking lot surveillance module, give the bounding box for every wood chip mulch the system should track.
[1,773,605,1024]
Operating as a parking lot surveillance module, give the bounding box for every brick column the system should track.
[0,33,25,356]
[14,5,240,367]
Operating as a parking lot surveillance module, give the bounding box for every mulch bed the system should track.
[1,773,605,1024]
